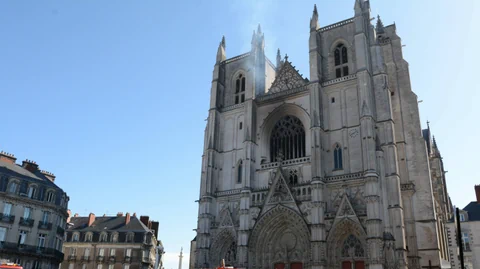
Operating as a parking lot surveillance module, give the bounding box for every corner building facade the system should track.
[193,1,450,269]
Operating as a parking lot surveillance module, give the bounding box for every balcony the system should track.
[0,242,64,262]
[81,256,90,262]
[19,217,34,227]
[109,256,116,263]
[97,256,105,262]
[124,256,131,263]
[38,221,53,230]
[56,226,65,235]
[68,255,76,261]
[0,213,15,224]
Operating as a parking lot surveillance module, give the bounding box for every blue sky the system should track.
[0,0,478,269]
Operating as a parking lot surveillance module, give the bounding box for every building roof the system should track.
[463,202,480,221]
[68,215,151,233]
[0,161,60,189]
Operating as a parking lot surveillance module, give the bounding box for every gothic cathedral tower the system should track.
[192,1,450,269]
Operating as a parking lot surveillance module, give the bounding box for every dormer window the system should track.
[85,232,93,242]
[100,232,108,242]
[235,74,246,104]
[46,191,55,203]
[334,44,349,78]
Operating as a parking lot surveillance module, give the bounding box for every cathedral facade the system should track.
[192,1,450,269]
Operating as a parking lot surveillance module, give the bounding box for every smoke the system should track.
[226,0,280,60]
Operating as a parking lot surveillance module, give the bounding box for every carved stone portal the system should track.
[249,205,310,269]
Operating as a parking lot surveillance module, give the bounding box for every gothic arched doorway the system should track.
[210,228,237,267]
[249,205,310,269]
[327,219,367,269]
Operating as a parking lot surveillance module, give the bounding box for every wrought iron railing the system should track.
[19,217,34,227]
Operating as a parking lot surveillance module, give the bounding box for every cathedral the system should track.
[191,1,452,269]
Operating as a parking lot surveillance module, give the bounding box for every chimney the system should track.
[74,213,79,217]
[140,216,150,227]
[125,213,131,225]
[133,212,136,217]
[151,221,159,238]
[475,185,480,203]
[88,213,95,227]
[22,159,39,173]
[117,212,124,217]
[40,170,56,182]
[0,151,16,164]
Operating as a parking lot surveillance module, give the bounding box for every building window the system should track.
[99,248,105,257]
[237,160,243,184]
[85,232,93,242]
[110,248,116,256]
[126,233,134,243]
[97,265,103,269]
[71,248,77,255]
[42,211,50,224]
[331,97,335,103]
[234,74,246,104]
[3,203,12,216]
[18,230,27,245]
[82,265,86,269]
[334,144,343,170]
[46,191,55,203]
[108,265,114,269]
[126,248,132,257]
[288,170,298,185]
[334,44,349,78]
[85,248,91,257]
[8,181,18,194]
[460,213,465,222]
[0,227,7,242]
[38,233,46,248]
[270,115,306,162]
[111,233,118,242]
[239,122,243,130]
[73,233,79,242]
[462,232,471,252]
[27,185,37,199]
[100,232,107,242]
[124,265,130,269]
[23,207,32,219]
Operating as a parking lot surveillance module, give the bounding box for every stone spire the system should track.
[178,247,183,269]
[251,24,265,52]
[376,15,385,33]
[354,0,363,14]
[216,36,226,63]
[276,48,282,69]
[221,35,226,49]
[310,4,319,31]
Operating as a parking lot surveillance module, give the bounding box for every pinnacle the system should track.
[257,24,262,35]
[313,4,318,16]
[221,35,226,48]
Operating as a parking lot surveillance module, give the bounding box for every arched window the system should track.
[341,235,364,258]
[237,160,243,184]
[334,144,343,170]
[100,232,107,242]
[8,180,18,194]
[234,74,246,104]
[27,185,37,199]
[72,233,79,242]
[85,232,93,242]
[288,170,298,185]
[334,44,349,78]
[46,191,55,203]
[126,233,134,243]
[270,115,306,162]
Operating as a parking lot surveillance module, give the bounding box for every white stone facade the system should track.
[192,1,450,269]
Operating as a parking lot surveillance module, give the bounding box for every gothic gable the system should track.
[268,59,307,94]
[260,167,300,215]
